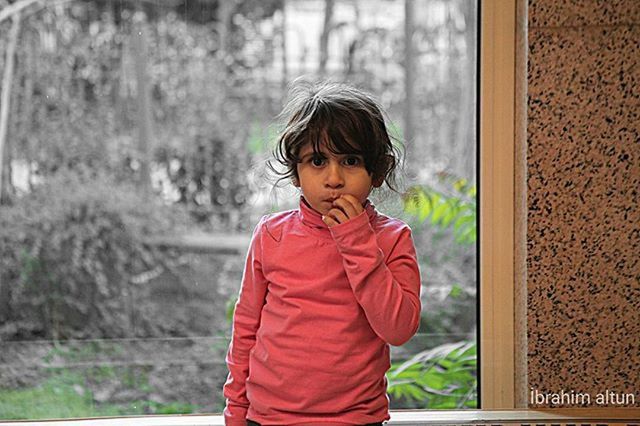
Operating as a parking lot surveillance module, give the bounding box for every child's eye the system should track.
[343,156,361,166]
[311,156,326,167]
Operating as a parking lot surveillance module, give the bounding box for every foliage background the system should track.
[0,0,477,417]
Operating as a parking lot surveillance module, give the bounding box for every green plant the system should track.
[225,295,239,325]
[0,371,198,419]
[387,341,477,409]
[43,340,124,364]
[147,401,199,414]
[403,178,476,245]
[0,371,94,420]
[399,175,478,408]
[0,341,200,420]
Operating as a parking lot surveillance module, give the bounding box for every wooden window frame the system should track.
[479,0,526,409]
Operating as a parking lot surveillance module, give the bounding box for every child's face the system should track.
[294,142,379,215]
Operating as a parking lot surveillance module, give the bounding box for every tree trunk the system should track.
[214,0,234,122]
[20,29,35,190]
[444,2,456,177]
[218,0,233,54]
[318,0,334,77]
[2,52,22,204]
[0,0,38,24]
[0,13,19,319]
[344,2,361,78]
[118,37,130,128]
[110,5,126,132]
[0,12,20,205]
[132,12,153,199]
[280,1,288,94]
[403,0,416,176]
[453,0,477,184]
[209,0,235,212]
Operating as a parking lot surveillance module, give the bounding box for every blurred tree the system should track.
[318,0,334,77]
[1,0,476,223]
[0,0,287,230]
[453,0,476,184]
[16,24,35,192]
[0,0,37,24]
[403,0,416,175]
[0,11,20,205]
[0,2,21,337]
[279,3,287,92]
[132,9,154,199]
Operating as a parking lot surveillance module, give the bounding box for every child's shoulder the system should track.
[260,208,298,225]
[370,212,417,253]
[371,210,412,235]
[255,208,299,242]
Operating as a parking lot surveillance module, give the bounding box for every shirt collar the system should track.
[298,195,377,230]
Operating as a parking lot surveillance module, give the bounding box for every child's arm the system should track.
[330,213,421,346]
[223,218,268,425]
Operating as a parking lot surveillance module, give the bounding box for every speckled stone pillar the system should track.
[527,0,640,407]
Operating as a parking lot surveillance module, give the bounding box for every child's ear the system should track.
[372,176,384,188]
[292,176,300,187]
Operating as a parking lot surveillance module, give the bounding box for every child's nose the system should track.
[325,163,344,188]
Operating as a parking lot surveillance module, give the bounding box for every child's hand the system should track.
[322,194,364,227]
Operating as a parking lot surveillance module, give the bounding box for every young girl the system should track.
[223,81,422,426]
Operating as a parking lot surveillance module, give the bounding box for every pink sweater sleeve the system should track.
[330,211,422,346]
[223,218,268,426]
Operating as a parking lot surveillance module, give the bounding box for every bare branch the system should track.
[0,0,39,24]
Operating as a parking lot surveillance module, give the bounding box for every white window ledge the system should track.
[1,409,639,426]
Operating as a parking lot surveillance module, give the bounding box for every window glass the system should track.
[0,0,477,419]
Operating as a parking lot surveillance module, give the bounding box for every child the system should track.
[223,81,422,426]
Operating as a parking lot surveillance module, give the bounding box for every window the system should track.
[0,0,522,421]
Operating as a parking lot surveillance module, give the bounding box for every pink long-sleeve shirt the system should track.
[223,196,422,426]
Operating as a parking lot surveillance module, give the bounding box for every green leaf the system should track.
[449,284,462,298]
[247,122,264,155]
[387,341,477,407]
[225,296,238,324]
[467,186,477,197]
[454,214,474,231]
[403,181,476,246]
[453,178,468,193]
[419,192,434,222]
[430,200,448,226]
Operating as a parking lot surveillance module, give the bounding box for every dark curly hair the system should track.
[269,80,403,192]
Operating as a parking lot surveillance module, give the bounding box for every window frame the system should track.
[0,0,527,421]
[479,0,524,409]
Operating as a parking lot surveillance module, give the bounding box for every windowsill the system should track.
[1,409,639,425]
